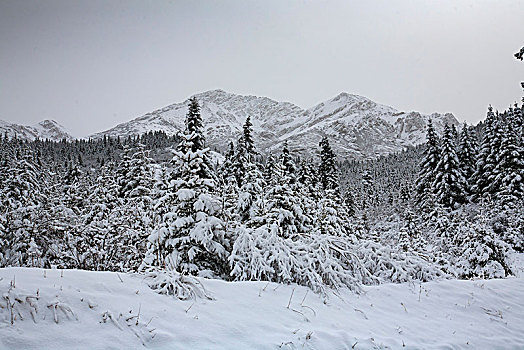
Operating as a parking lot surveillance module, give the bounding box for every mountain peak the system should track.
[193,89,230,99]
[334,91,361,99]
[36,119,63,128]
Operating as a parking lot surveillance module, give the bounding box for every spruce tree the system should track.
[242,116,256,160]
[457,123,478,192]
[115,143,155,270]
[315,137,351,237]
[432,124,468,209]
[492,113,524,205]
[186,97,205,153]
[263,153,276,186]
[280,141,296,182]
[145,98,228,277]
[263,142,308,238]
[473,106,496,200]
[82,161,121,271]
[415,119,440,206]
[450,124,459,146]
[0,150,46,267]
[234,118,264,225]
[318,136,338,191]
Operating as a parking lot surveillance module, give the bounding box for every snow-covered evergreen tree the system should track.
[217,141,239,233]
[315,137,352,237]
[415,119,440,207]
[457,123,478,192]
[241,116,256,160]
[115,143,155,270]
[144,98,229,278]
[432,124,468,209]
[491,112,524,205]
[473,107,497,200]
[0,150,44,267]
[82,161,122,271]
[263,142,308,238]
[318,136,338,191]
[236,117,265,226]
[450,212,511,279]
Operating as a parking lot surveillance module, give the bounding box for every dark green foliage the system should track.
[415,119,440,206]
[433,124,467,209]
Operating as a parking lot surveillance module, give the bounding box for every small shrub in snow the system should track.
[144,269,213,300]
[356,240,446,284]
[450,219,511,279]
[230,223,387,294]
[432,207,512,279]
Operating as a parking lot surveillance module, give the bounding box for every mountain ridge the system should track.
[0,119,73,142]
[92,89,460,159]
[1,90,460,159]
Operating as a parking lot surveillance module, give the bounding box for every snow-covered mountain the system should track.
[92,90,460,159]
[0,119,73,141]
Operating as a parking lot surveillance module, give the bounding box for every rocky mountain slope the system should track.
[0,119,73,141]
[92,90,459,159]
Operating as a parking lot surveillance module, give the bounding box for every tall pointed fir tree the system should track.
[491,110,524,205]
[415,119,440,207]
[236,117,264,226]
[297,158,320,202]
[315,137,350,237]
[318,136,338,191]
[457,123,478,193]
[450,124,459,146]
[241,116,256,161]
[263,153,276,185]
[82,161,122,271]
[473,106,497,201]
[144,97,229,278]
[263,141,309,238]
[432,124,468,209]
[0,150,44,267]
[115,143,155,271]
[50,162,93,269]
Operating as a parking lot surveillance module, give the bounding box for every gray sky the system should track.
[1,0,523,137]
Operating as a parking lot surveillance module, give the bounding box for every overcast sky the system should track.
[1,0,523,137]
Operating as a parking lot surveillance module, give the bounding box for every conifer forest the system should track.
[2,53,523,295]
[1,2,523,347]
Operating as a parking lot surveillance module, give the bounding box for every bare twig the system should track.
[400,302,408,313]
[301,305,317,317]
[354,308,368,319]
[291,308,309,322]
[185,302,195,313]
[287,288,295,309]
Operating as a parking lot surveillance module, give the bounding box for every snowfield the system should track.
[1,257,524,350]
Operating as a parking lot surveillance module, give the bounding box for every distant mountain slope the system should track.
[92,90,459,159]
[0,119,73,141]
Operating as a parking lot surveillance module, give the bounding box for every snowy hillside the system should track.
[92,90,460,159]
[0,119,73,141]
[1,260,524,350]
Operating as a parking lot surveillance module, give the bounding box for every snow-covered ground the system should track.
[1,256,524,350]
